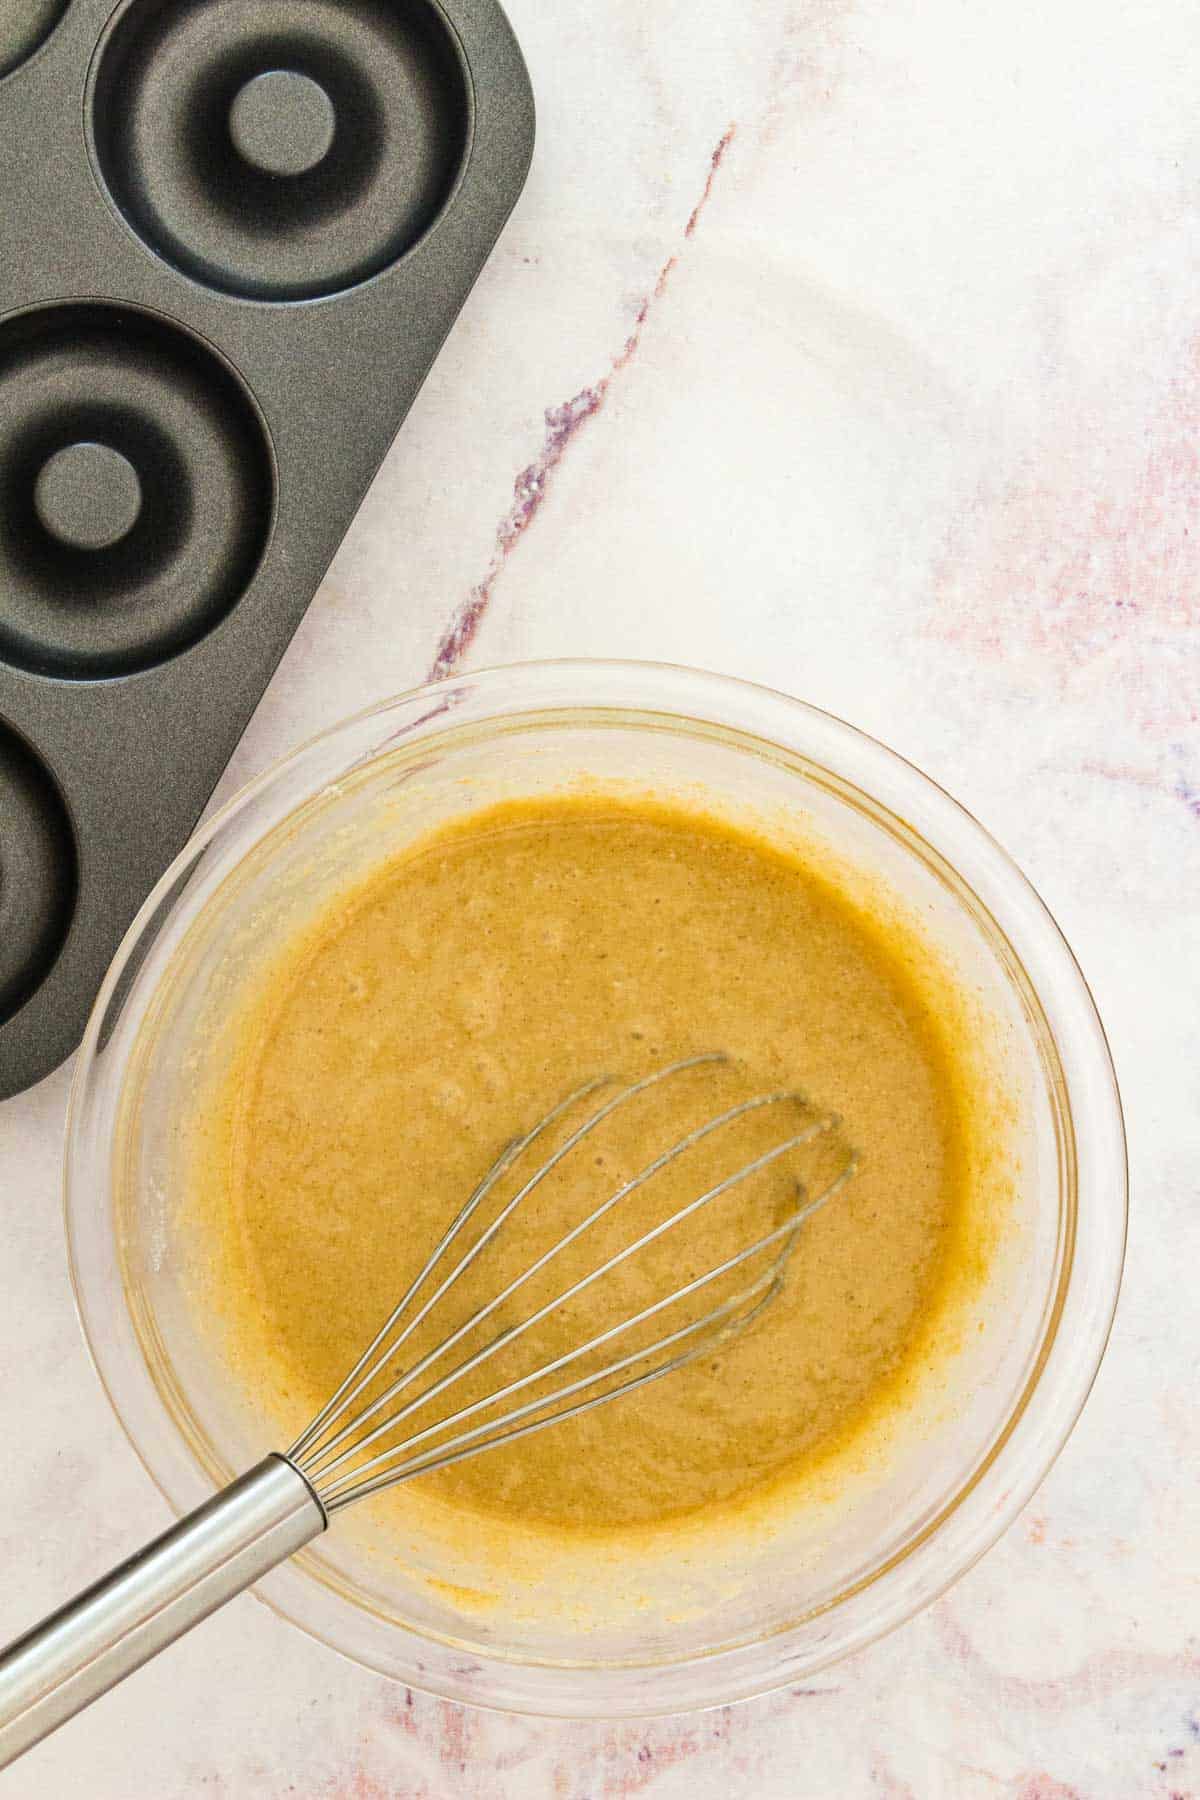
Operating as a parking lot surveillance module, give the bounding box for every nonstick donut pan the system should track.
[0,0,534,1099]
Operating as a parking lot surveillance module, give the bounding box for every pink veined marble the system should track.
[0,0,1193,1792]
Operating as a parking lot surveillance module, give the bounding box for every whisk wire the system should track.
[291,1058,721,1466]
[300,1086,827,1482]
[287,1056,857,1510]
[288,1074,610,1463]
[321,1269,787,1508]
[292,1055,723,1468]
[299,1110,837,1490]
[315,1159,859,1507]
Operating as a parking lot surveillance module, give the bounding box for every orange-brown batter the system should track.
[184,794,977,1535]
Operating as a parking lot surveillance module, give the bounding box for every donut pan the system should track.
[0,0,534,1098]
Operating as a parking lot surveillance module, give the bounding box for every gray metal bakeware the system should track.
[0,0,534,1098]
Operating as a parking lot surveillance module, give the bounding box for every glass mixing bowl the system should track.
[65,660,1126,1716]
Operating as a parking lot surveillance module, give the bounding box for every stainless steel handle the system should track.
[0,1455,325,1771]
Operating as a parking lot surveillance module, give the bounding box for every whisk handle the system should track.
[0,1455,324,1770]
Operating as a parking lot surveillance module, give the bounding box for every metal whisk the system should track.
[0,1055,854,1768]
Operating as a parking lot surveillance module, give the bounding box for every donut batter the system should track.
[184,794,979,1535]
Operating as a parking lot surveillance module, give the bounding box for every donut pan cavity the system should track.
[0,0,533,1098]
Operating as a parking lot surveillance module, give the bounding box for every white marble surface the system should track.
[2,0,1197,1792]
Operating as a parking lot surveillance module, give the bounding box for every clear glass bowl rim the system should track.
[64,658,1127,1717]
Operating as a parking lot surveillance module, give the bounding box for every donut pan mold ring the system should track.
[0,0,534,1098]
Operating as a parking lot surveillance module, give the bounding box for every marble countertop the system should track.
[2,0,1196,1792]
